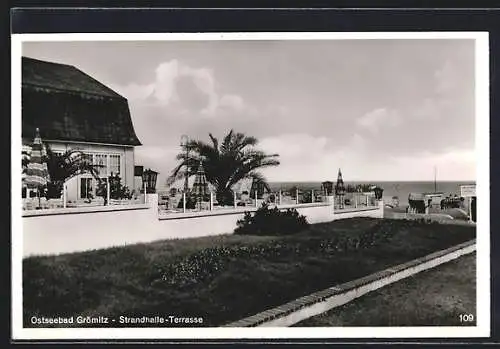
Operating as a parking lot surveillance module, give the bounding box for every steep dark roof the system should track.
[22,57,142,146]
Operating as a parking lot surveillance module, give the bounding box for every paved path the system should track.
[295,253,476,327]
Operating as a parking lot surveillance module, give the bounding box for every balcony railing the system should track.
[22,194,147,211]
[157,189,377,215]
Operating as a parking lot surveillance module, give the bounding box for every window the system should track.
[94,154,107,177]
[80,178,93,199]
[109,155,121,176]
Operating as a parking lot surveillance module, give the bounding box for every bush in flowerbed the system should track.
[234,203,309,236]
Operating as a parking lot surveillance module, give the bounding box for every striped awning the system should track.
[24,128,50,189]
[192,160,209,199]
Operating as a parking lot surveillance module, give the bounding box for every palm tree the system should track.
[22,150,30,174]
[42,145,102,199]
[167,130,280,206]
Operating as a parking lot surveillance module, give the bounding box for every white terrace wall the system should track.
[22,195,384,257]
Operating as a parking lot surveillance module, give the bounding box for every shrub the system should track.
[234,203,309,236]
[268,194,276,203]
[300,191,312,203]
[177,195,197,209]
[96,173,133,204]
[373,186,384,200]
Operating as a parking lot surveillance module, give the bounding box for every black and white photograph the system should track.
[11,32,489,340]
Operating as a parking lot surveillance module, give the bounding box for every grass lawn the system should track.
[23,217,475,328]
[295,253,476,327]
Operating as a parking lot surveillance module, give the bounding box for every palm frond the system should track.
[232,133,258,153]
[209,133,219,152]
[167,129,280,205]
[221,129,239,154]
[43,143,101,184]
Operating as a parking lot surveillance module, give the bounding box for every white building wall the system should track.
[124,147,135,191]
[22,197,385,257]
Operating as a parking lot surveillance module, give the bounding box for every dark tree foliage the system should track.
[96,173,132,205]
[289,186,299,198]
[373,187,384,200]
[346,183,377,193]
[177,195,200,210]
[301,191,312,204]
[41,144,101,199]
[234,203,309,236]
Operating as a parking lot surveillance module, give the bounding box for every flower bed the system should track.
[23,217,475,328]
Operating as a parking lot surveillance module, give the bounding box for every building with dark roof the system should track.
[22,56,142,201]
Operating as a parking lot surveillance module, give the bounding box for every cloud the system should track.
[259,134,329,159]
[411,59,473,121]
[434,60,461,96]
[257,133,369,182]
[110,82,154,101]
[110,59,248,118]
[388,148,476,181]
[412,98,442,120]
[256,132,475,182]
[219,94,245,112]
[357,108,401,133]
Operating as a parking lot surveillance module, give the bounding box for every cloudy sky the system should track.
[22,39,476,184]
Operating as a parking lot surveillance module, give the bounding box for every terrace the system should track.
[21,192,384,257]
[156,187,379,216]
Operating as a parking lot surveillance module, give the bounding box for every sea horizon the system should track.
[268,180,476,184]
[266,180,476,207]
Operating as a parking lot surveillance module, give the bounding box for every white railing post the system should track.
[355,194,358,208]
[63,184,67,208]
[279,190,282,205]
[311,189,314,203]
[210,191,213,211]
[234,191,237,209]
[296,188,299,204]
[254,190,258,207]
[183,192,186,213]
[366,194,369,207]
[143,183,147,204]
[468,197,472,223]
[107,177,111,205]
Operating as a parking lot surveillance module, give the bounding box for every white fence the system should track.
[22,195,146,211]
[157,189,378,215]
[22,195,384,257]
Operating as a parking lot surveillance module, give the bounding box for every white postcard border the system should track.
[11,31,490,340]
